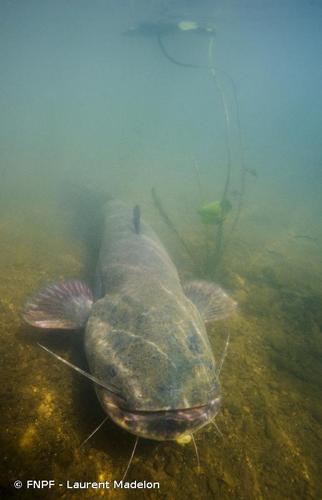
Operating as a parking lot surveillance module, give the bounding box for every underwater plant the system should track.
[198,199,232,225]
[139,19,248,275]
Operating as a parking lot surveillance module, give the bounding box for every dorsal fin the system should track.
[132,205,141,234]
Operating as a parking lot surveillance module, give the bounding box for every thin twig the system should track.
[151,187,197,267]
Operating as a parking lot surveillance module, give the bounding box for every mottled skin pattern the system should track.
[85,200,220,440]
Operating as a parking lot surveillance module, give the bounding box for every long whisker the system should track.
[80,416,108,447]
[38,343,124,400]
[216,332,230,379]
[191,434,200,471]
[212,419,223,439]
[122,436,139,481]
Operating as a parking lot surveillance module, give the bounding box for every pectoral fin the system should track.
[183,280,237,322]
[23,280,94,329]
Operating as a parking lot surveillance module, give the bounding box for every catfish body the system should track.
[23,199,236,441]
[86,200,217,409]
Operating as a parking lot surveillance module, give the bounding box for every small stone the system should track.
[222,470,237,489]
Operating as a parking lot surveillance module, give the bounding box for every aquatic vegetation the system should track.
[198,199,232,225]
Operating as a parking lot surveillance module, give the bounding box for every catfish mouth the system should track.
[102,393,221,441]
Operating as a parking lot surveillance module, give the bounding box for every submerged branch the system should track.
[151,187,198,269]
[208,38,233,271]
[156,33,247,273]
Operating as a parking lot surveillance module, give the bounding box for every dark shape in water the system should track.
[245,167,258,178]
[125,19,215,70]
[124,19,215,38]
[294,234,318,242]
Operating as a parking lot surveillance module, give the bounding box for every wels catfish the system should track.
[23,199,236,443]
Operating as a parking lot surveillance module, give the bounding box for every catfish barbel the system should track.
[23,199,236,442]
